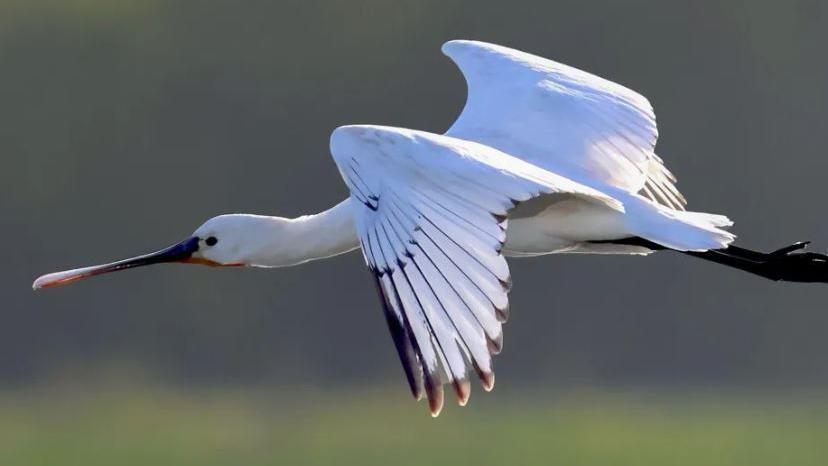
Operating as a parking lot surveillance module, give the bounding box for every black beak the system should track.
[33,237,201,290]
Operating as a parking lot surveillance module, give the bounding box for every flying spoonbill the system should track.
[34,40,828,416]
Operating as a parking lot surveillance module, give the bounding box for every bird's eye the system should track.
[205,236,218,246]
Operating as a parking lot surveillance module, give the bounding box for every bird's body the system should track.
[505,193,635,255]
[34,40,828,416]
[184,189,632,269]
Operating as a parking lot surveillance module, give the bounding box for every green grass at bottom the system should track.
[0,387,826,466]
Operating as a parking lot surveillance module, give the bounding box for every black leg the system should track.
[592,238,828,284]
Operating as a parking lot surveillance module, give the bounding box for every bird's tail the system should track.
[622,193,736,251]
[602,191,828,283]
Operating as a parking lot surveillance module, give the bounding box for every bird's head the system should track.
[32,214,281,290]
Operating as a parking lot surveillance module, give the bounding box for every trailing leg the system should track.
[593,238,828,283]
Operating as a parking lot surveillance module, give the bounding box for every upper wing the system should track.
[330,125,622,416]
[442,40,686,210]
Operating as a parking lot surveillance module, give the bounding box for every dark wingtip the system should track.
[453,378,471,406]
[480,371,495,392]
[500,276,513,293]
[495,305,509,323]
[373,273,425,401]
[407,378,424,401]
[487,333,503,355]
[427,382,445,417]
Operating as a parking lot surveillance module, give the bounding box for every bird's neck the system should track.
[252,198,360,267]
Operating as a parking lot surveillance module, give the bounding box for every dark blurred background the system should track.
[2,0,828,464]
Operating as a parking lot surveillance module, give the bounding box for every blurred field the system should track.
[1,386,826,466]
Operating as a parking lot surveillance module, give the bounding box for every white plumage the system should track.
[323,41,734,414]
[443,40,683,209]
[35,40,747,416]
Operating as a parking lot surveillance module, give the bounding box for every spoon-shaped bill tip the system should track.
[31,237,201,291]
[33,266,106,290]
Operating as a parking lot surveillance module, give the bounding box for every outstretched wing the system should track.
[442,40,686,210]
[330,125,623,416]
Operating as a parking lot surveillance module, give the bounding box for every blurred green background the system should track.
[3,0,828,464]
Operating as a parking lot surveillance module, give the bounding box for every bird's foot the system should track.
[761,241,828,283]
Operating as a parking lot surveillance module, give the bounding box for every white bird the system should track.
[33,40,828,416]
